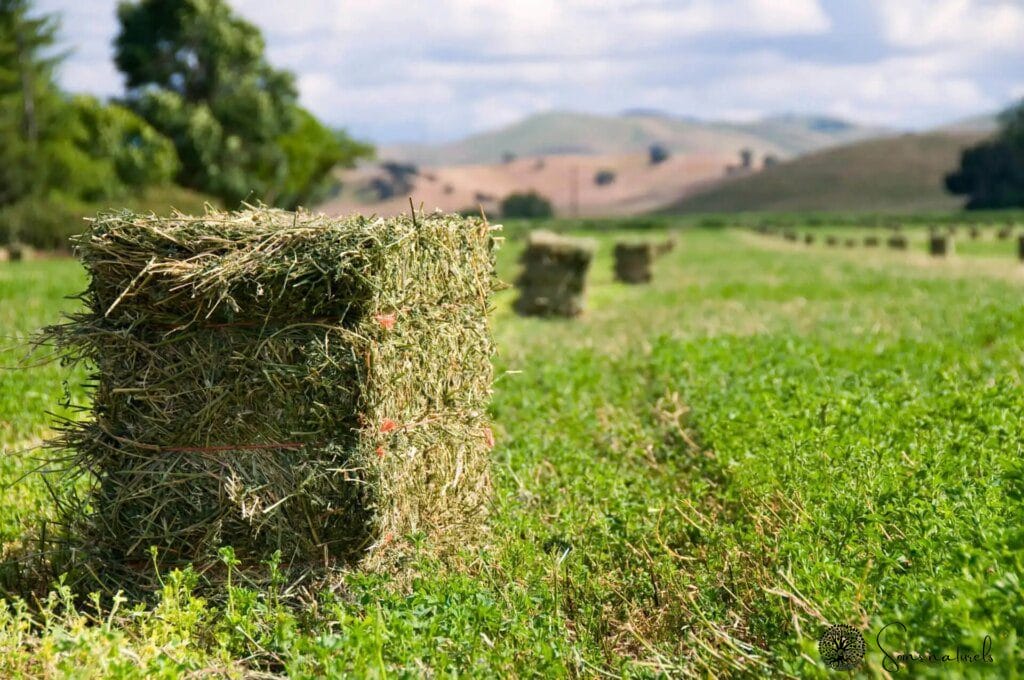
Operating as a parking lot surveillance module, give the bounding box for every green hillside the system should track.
[385,111,885,166]
[667,131,988,214]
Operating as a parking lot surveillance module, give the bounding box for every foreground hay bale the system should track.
[613,242,656,284]
[514,231,595,317]
[44,208,498,583]
[887,234,908,250]
[929,233,953,256]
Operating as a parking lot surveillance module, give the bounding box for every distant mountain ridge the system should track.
[663,131,989,214]
[383,110,889,166]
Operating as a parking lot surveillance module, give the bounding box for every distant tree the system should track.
[115,0,370,207]
[648,143,669,165]
[946,100,1024,209]
[0,0,62,204]
[594,169,616,186]
[500,191,553,218]
[740,148,753,169]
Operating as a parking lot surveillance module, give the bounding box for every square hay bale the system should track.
[803,233,815,245]
[783,231,798,242]
[844,238,857,248]
[929,233,953,256]
[864,236,880,247]
[44,207,498,582]
[968,225,980,240]
[613,242,655,284]
[998,226,1013,240]
[825,235,839,247]
[514,231,595,317]
[887,234,908,250]
[7,242,32,261]
[654,237,676,256]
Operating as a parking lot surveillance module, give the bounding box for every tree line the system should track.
[1,0,372,247]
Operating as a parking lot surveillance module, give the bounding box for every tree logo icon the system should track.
[818,624,866,670]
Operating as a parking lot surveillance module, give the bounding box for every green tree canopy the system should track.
[115,0,371,207]
[946,100,1024,209]
[0,0,63,204]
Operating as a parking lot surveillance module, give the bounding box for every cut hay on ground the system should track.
[42,207,499,586]
[514,231,595,317]
[613,242,655,284]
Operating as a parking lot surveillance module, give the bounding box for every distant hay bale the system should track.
[42,208,498,585]
[864,236,879,247]
[804,233,815,245]
[929,233,953,256]
[514,230,595,317]
[969,225,980,240]
[825,235,839,247]
[844,238,857,248]
[998,225,1013,240]
[614,242,655,284]
[654,237,676,256]
[7,242,32,261]
[783,231,798,242]
[887,234,908,250]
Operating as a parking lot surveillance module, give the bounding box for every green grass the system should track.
[1,221,1023,677]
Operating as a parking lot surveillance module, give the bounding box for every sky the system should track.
[36,0,1024,145]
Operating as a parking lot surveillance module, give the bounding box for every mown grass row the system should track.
[0,226,1021,676]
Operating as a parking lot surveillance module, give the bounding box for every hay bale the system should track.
[929,233,953,256]
[43,208,498,583]
[7,242,32,261]
[783,230,798,242]
[844,238,857,248]
[998,225,1013,240]
[514,230,595,317]
[1018,234,1024,261]
[864,236,880,247]
[804,234,815,245]
[825,235,839,247]
[887,234,908,250]
[654,237,676,256]
[614,241,656,284]
[968,225,981,240]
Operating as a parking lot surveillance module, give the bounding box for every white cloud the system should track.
[28,0,1022,142]
[877,0,1024,52]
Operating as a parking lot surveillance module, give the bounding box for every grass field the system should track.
[1,221,1023,677]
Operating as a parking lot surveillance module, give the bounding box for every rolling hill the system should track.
[664,131,989,214]
[384,111,886,166]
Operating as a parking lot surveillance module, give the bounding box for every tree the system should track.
[946,100,1024,209]
[649,143,669,165]
[115,0,371,207]
[500,191,553,219]
[0,0,62,205]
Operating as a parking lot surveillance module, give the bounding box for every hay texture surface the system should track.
[44,207,498,581]
[514,230,595,317]
[613,242,655,284]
